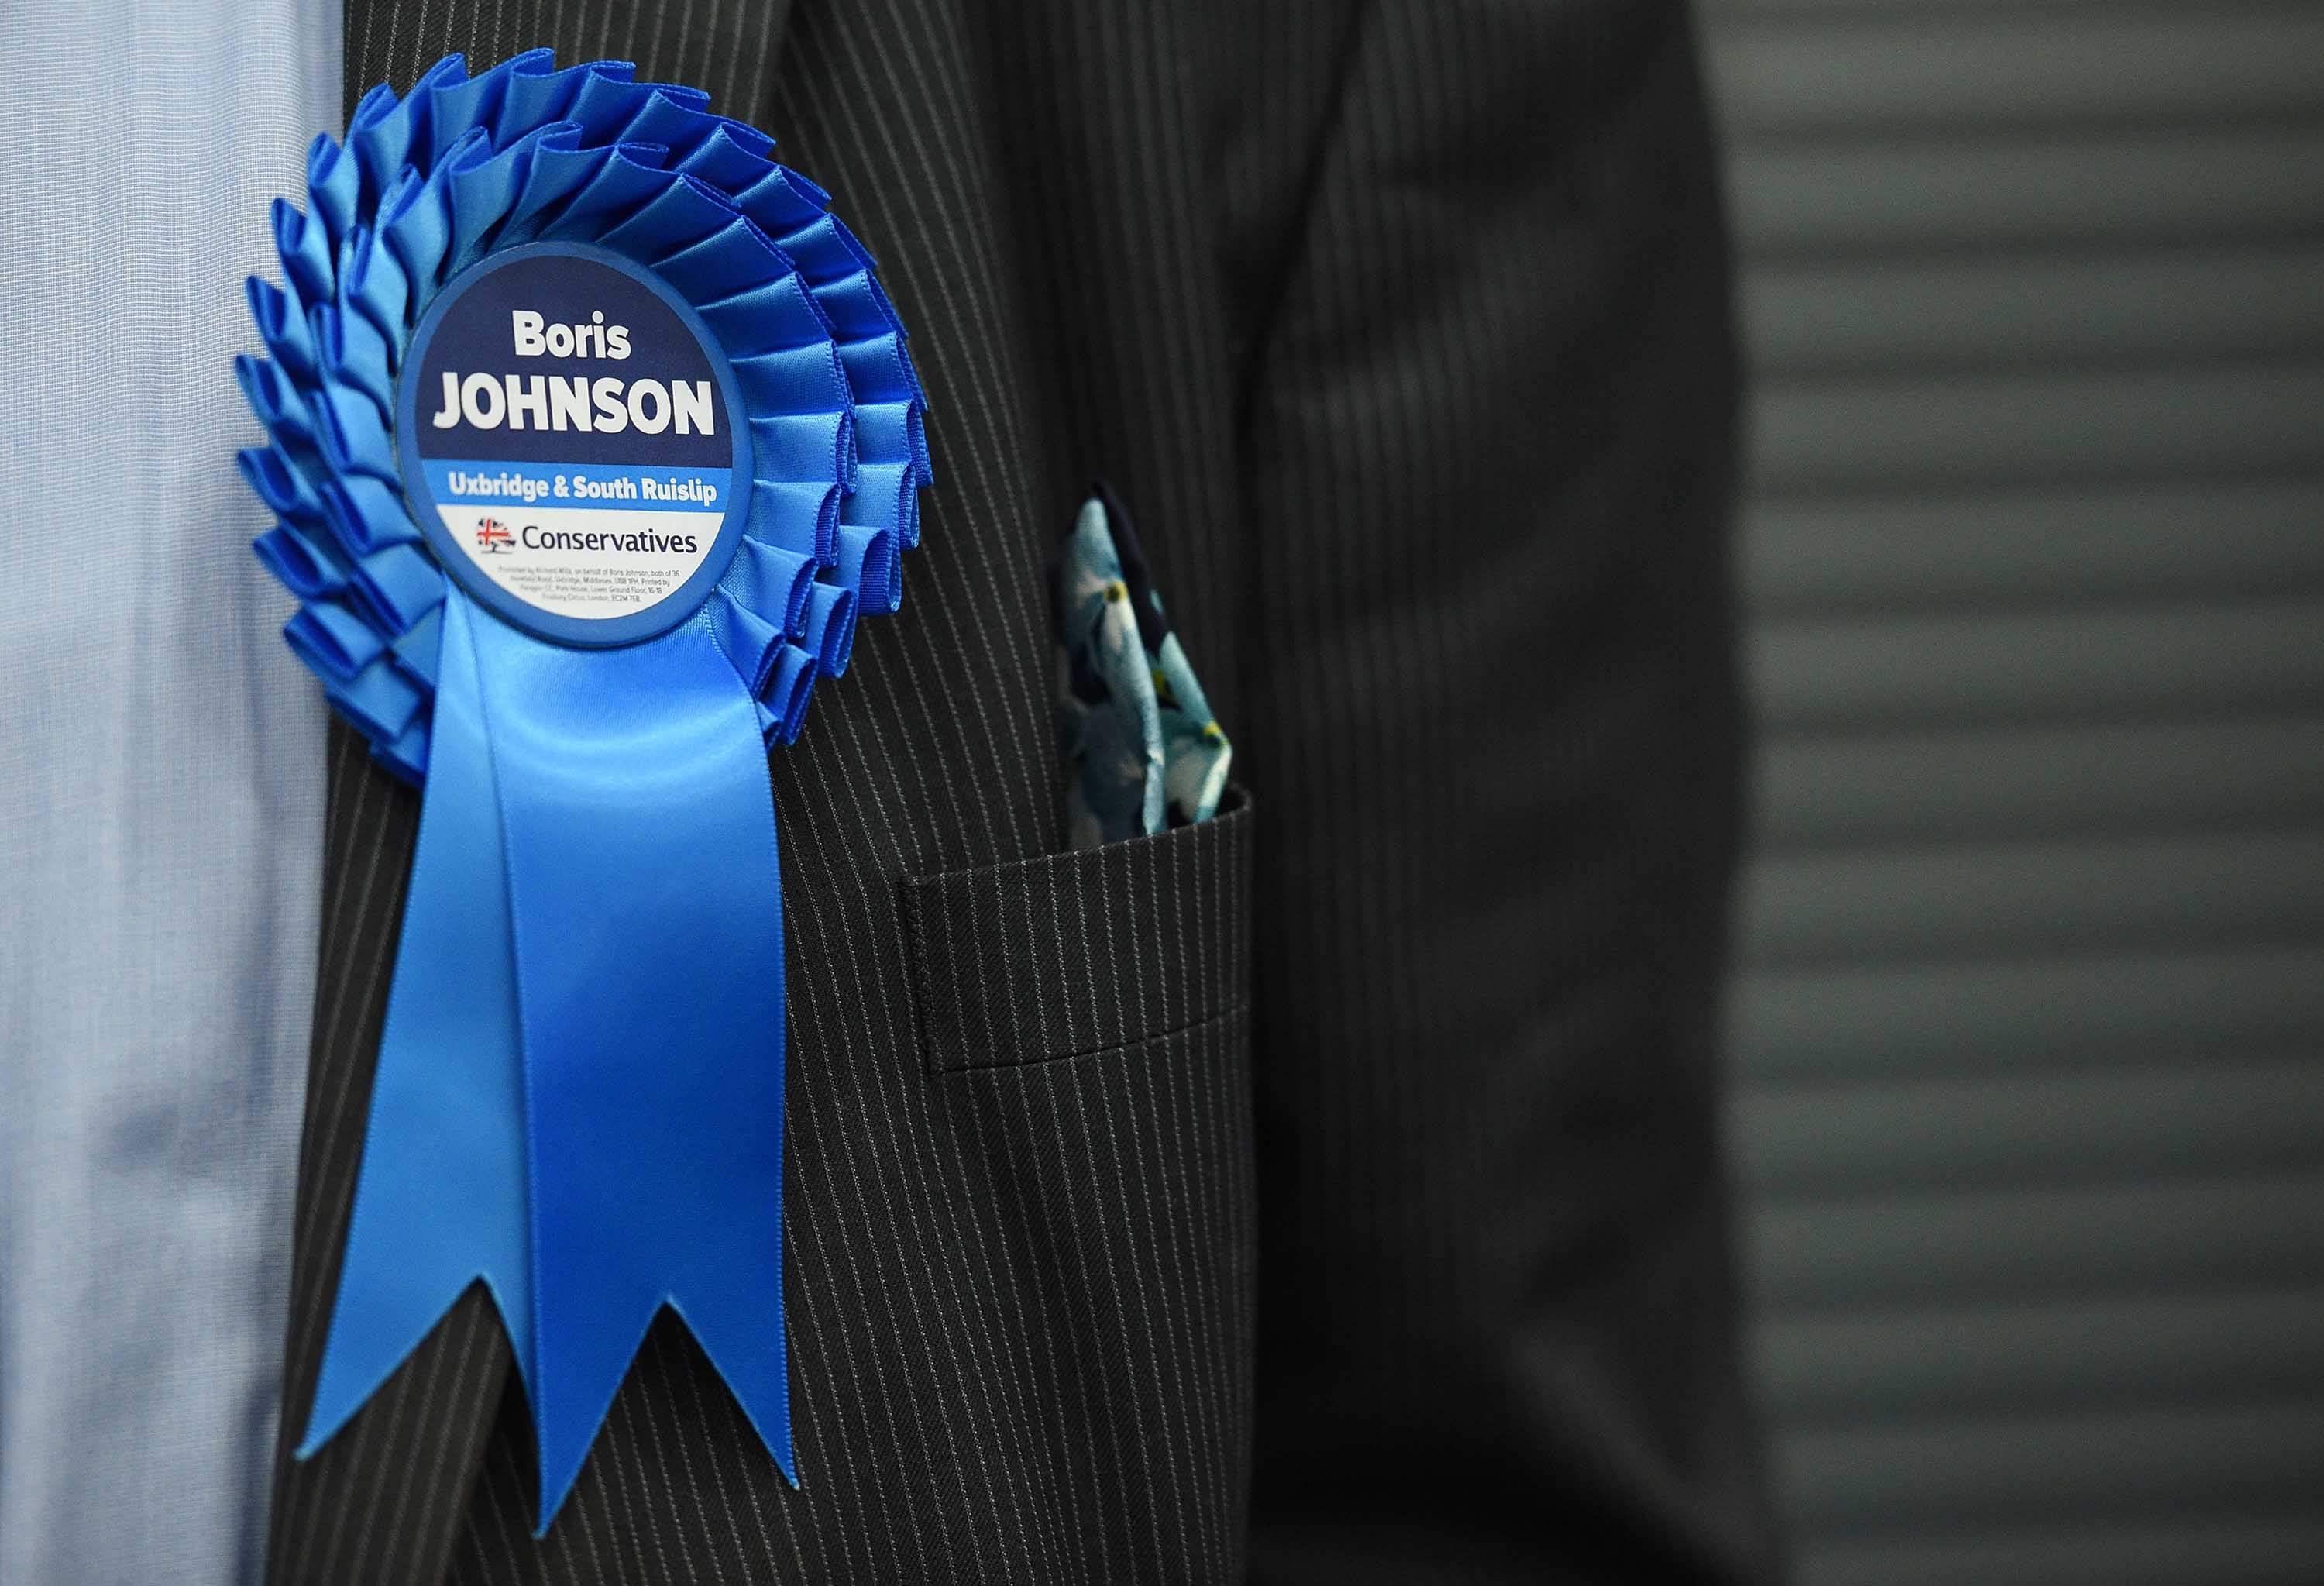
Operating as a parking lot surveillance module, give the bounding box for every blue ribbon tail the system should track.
[300,592,533,1454]
[299,592,793,1534]
[466,602,793,1531]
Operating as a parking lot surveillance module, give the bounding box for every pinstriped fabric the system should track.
[905,794,1254,1071]
[973,1,1775,1582]
[345,0,792,128]
[273,0,1765,1580]
[1222,7,1775,1583]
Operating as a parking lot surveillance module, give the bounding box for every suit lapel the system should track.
[266,5,805,1580]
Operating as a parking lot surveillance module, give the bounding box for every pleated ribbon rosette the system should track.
[235,49,930,1530]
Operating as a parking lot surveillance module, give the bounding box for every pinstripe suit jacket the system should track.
[268,1,1774,1581]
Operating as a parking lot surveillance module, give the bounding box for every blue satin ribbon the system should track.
[304,590,791,1526]
[302,593,533,1440]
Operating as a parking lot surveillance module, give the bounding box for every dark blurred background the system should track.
[1696,4,2324,1583]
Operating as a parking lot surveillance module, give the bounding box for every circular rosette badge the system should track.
[240,46,930,780]
[235,48,930,1533]
[398,244,752,645]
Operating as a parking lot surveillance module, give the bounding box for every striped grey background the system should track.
[1700,3,2324,1582]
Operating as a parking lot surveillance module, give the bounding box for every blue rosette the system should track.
[237,49,930,1530]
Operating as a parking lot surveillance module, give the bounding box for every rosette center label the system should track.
[397,243,751,646]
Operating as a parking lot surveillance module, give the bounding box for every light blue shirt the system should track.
[0,5,339,1581]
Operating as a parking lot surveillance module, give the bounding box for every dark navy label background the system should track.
[413,251,731,466]
[395,243,753,647]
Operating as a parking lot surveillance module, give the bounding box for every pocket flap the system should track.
[902,788,1252,1071]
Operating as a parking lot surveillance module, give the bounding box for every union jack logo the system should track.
[474,517,514,553]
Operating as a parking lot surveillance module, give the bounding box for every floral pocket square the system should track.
[1052,485,1231,850]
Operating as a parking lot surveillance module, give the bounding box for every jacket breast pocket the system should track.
[902,786,1253,1073]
